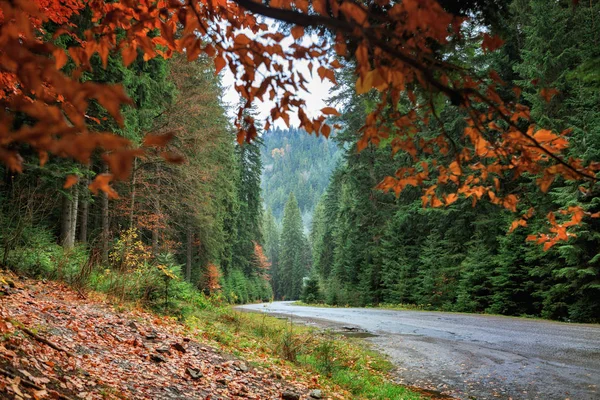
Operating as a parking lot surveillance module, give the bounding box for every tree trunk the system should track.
[152,227,159,254]
[129,157,137,229]
[101,189,109,265]
[152,163,161,254]
[186,226,192,282]
[61,188,73,249]
[69,184,79,248]
[79,179,88,243]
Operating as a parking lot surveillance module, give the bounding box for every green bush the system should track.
[301,275,321,304]
[221,268,273,304]
[2,225,88,283]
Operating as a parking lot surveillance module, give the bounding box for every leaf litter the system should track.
[0,278,335,399]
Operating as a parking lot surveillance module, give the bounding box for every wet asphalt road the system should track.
[237,302,600,400]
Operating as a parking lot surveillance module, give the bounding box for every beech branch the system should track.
[231,0,597,183]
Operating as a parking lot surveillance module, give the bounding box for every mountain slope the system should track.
[261,128,340,229]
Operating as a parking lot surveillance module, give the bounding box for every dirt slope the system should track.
[0,278,327,400]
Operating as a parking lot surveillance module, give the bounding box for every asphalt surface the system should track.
[237,302,600,400]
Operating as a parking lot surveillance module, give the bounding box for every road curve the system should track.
[237,302,600,400]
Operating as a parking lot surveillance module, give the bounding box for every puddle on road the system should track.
[338,331,378,338]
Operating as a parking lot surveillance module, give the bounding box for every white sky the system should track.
[219,19,335,130]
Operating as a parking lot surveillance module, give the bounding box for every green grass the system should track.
[186,307,423,400]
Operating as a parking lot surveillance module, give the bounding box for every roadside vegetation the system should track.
[191,308,423,400]
[1,249,425,399]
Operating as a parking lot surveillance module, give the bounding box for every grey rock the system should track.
[310,389,323,399]
[282,391,300,400]
[156,346,171,354]
[150,354,166,363]
[186,367,203,380]
[171,342,186,353]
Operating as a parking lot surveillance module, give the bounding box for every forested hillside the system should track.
[261,128,340,228]
[305,0,600,323]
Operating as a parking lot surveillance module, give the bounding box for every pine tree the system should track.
[263,208,281,298]
[279,193,310,299]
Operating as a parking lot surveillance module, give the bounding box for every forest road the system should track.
[236,302,600,400]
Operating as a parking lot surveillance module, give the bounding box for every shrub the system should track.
[301,275,321,304]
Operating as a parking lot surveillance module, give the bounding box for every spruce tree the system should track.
[279,193,310,299]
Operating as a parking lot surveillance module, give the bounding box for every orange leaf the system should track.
[482,33,504,53]
[445,193,458,205]
[509,218,527,233]
[234,34,251,46]
[63,175,79,189]
[291,26,304,40]
[143,132,174,148]
[53,49,68,70]
[537,173,555,193]
[89,174,118,199]
[122,44,138,67]
[321,107,340,116]
[161,151,185,164]
[449,161,461,176]
[313,0,327,15]
[540,88,559,102]
[340,3,368,25]
[214,55,226,74]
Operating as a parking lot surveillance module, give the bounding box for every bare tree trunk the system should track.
[101,189,109,265]
[152,163,160,254]
[69,184,79,248]
[129,157,137,230]
[186,226,192,282]
[152,227,159,254]
[79,179,88,243]
[61,188,73,249]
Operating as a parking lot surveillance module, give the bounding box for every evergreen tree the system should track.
[279,193,311,299]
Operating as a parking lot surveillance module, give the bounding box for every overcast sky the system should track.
[219,21,335,131]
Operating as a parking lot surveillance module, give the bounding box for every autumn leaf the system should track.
[161,151,185,164]
[89,174,118,199]
[214,55,226,74]
[321,107,340,116]
[340,3,368,26]
[540,88,559,102]
[143,132,175,148]
[122,44,138,67]
[63,174,79,189]
[482,33,505,53]
[53,48,68,69]
[291,26,304,40]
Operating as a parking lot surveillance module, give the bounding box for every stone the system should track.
[310,389,323,399]
[150,354,166,363]
[216,377,228,385]
[128,321,138,331]
[156,346,171,354]
[282,391,300,400]
[171,342,186,353]
[145,333,157,340]
[186,368,203,380]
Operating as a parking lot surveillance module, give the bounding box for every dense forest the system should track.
[0,8,272,311]
[296,0,600,322]
[3,1,600,398]
[261,128,340,229]
[1,0,599,322]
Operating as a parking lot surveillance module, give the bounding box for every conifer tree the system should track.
[279,193,310,299]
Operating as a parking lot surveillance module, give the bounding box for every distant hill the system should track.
[261,128,340,229]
